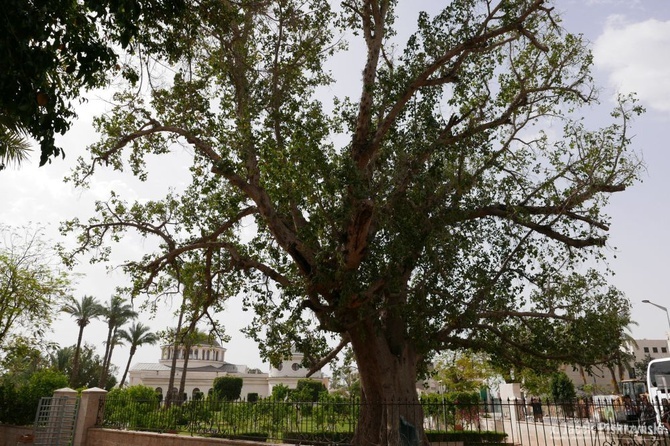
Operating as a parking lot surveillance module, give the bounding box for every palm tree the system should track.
[117,322,158,387]
[61,295,104,387]
[99,295,137,387]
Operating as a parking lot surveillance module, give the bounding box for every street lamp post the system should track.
[641,299,670,331]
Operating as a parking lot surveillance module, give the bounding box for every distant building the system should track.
[562,338,670,394]
[128,342,328,400]
[631,339,669,360]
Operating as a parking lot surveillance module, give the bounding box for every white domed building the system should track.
[128,342,328,400]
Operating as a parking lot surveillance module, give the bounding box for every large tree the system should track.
[62,1,641,443]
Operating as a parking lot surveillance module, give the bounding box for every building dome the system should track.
[159,342,227,368]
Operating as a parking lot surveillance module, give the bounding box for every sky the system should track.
[2,0,670,382]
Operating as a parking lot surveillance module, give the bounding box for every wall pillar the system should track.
[72,387,107,446]
[499,383,524,444]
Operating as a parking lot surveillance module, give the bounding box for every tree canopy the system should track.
[0,0,185,167]
[62,1,642,443]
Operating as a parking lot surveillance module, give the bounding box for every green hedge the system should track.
[210,432,269,441]
[282,430,507,445]
[426,430,509,444]
[283,431,354,444]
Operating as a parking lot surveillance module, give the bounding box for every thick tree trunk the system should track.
[349,321,427,446]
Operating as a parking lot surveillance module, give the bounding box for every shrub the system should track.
[0,369,69,425]
[283,431,354,444]
[212,376,243,401]
[271,383,290,400]
[425,431,508,445]
[550,372,576,402]
[293,379,327,402]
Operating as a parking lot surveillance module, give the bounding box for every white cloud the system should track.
[593,16,670,113]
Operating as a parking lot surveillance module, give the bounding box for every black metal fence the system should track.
[97,395,670,445]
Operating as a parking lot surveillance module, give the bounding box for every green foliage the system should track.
[550,372,576,402]
[0,0,186,166]
[516,368,553,398]
[329,348,361,398]
[104,385,163,431]
[212,376,243,401]
[272,384,290,400]
[433,351,496,393]
[0,225,70,355]
[49,344,116,389]
[0,369,68,425]
[109,384,160,401]
[293,379,328,402]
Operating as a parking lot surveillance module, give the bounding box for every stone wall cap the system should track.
[82,387,108,393]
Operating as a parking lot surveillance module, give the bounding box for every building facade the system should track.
[128,343,328,400]
[562,338,670,394]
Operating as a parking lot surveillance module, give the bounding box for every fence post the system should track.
[72,387,107,446]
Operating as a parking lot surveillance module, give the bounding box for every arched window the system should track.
[206,350,210,360]
[194,349,198,359]
[192,388,202,400]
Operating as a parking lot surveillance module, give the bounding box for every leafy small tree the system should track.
[550,372,576,402]
[212,376,243,401]
[434,351,496,393]
[0,225,70,354]
[550,371,576,418]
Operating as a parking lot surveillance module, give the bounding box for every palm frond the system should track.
[0,127,32,169]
